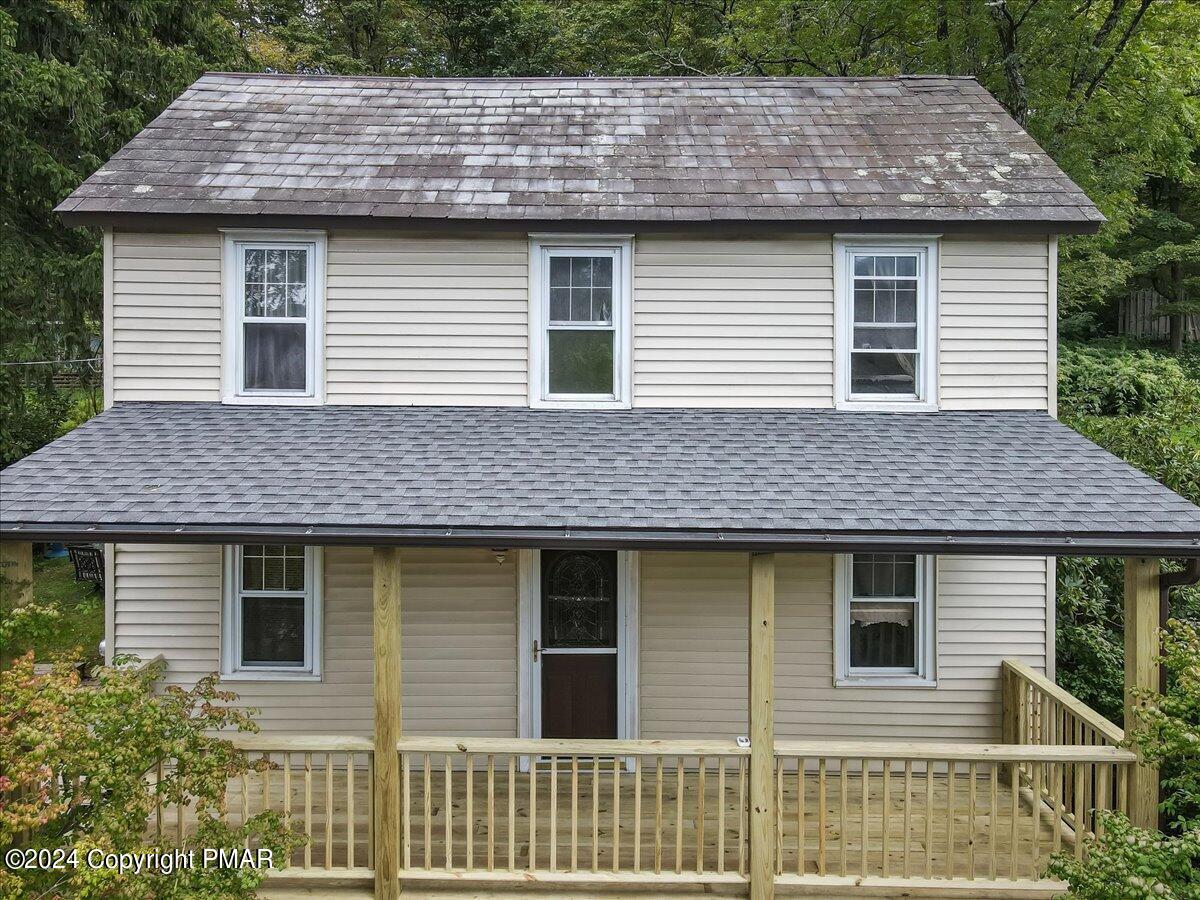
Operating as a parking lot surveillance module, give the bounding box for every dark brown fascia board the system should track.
[2,522,1196,557]
[55,211,1104,236]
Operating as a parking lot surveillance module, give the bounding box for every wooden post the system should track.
[1124,558,1160,830]
[373,547,403,899]
[748,552,776,900]
[1,542,33,668]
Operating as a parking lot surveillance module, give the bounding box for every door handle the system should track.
[533,639,542,662]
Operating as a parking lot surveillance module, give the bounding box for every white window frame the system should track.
[834,236,939,411]
[221,229,326,405]
[833,553,936,687]
[528,234,634,409]
[220,544,323,680]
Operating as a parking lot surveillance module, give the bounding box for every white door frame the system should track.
[518,549,639,750]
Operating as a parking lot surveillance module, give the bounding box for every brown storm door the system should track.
[539,549,619,739]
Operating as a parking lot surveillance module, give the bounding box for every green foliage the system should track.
[1056,556,1127,724]
[1047,812,1200,899]
[1059,345,1196,417]
[1129,620,1200,831]
[0,653,300,899]
[1049,619,1200,898]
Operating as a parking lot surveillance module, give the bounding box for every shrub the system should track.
[1058,345,1196,417]
[0,653,299,899]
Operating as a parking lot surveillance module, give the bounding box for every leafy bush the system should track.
[1049,620,1200,898]
[1057,557,1127,723]
[1059,345,1196,417]
[0,654,299,899]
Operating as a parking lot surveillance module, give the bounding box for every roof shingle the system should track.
[57,74,1103,228]
[1,403,1195,554]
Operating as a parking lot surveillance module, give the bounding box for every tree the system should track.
[0,1,248,466]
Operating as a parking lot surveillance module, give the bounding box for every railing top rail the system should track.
[230,734,373,752]
[1002,658,1125,744]
[395,736,749,757]
[772,740,1135,764]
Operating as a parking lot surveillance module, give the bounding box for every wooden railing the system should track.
[148,736,374,876]
[772,741,1134,886]
[394,737,751,883]
[1003,659,1129,850]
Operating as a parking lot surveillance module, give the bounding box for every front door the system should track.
[538,549,619,739]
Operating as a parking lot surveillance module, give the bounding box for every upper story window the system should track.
[835,239,937,410]
[221,544,322,679]
[834,553,936,686]
[222,231,325,404]
[529,236,632,408]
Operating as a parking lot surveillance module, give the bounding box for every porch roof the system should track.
[1,402,1197,556]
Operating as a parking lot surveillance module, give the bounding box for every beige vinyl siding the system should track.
[112,544,517,736]
[111,231,222,401]
[638,552,1048,742]
[939,237,1051,410]
[632,235,835,407]
[325,232,529,405]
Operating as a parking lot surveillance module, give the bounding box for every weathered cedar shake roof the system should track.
[56,73,1103,230]
[2,404,1196,555]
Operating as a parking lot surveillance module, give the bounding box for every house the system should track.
[3,73,1199,900]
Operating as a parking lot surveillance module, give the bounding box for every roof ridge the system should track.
[197,71,980,84]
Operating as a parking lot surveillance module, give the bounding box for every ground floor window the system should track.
[222,544,322,678]
[834,553,935,686]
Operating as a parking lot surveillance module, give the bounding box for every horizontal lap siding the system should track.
[113,545,517,736]
[939,238,1050,410]
[111,232,222,401]
[632,236,835,407]
[640,552,1047,742]
[325,233,529,404]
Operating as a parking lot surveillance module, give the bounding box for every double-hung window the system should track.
[222,544,322,678]
[530,237,632,407]
[835,553,935,685]
[836,240,937,408]
[223,232,325,402]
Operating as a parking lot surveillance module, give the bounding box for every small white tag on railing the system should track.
[735,735,751,749]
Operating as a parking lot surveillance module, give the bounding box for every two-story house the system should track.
[4,74,1200,900]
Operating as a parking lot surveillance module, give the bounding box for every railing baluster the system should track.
[400,751,409,870]
[507,755,515,872]
[591,756,599,872]
[945,760,955,880]
[880,761,889,878]
[570,755,579,871]
[737,757,746,877]
[1009,761,1020,880]
[548,755,557,872]
[304,753,312,870]
[774,757,783,875]
[348,753,356,869]
[797,759,806,876]
[904,760,913,880]
[423,754,432,870]
[988,764,998,880]
[612,756,621,873]
[634,757,643,874]
[444,754,453,871]
[486,754,495,873]
[839,759,848,876]
[860,759,869,877]
[818,758,828,876]
[528,756,537,871]
[674,757,684,874]
[1031,759,1042,878]
[466,753,475,872]
[655,756,664,874]
[967,761,977,880]
[1073,762,1085,861]
[282,753,291,867]
[325,753,333,870]
[697,756,706,874]
[367,753,375,871]
[717,758,726,875]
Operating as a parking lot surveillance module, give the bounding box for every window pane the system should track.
[896,287,917,322]
[541,549,618,648]
[242,545,305,592]
[853,256,874,276]
[550,255,615,324]
[850,351,917,395]
[850,601,916,669]
[245,284,265,317]
[876,256,896,276]
[550,257,571,287]
[245,249,264,283]
[852,554,918,598]
[241,596,305,667]
[265,283,286,316]
[548,329,614,395]
[852,325,917,350]
[244,323,306,392]
[896,255,917,277]
[286,249,307,284]
[265,249,286,283]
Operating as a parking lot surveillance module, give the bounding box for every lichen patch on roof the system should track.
[56,73,1103,228]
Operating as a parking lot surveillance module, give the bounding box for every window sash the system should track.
[235,242,316,397]
[842,247,931,403]
[226,545,319,676]
[541,247,622,401]
[838,554,933,682]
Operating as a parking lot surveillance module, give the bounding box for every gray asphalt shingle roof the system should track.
[1,403,1196,554]
[56,73,1102,229]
